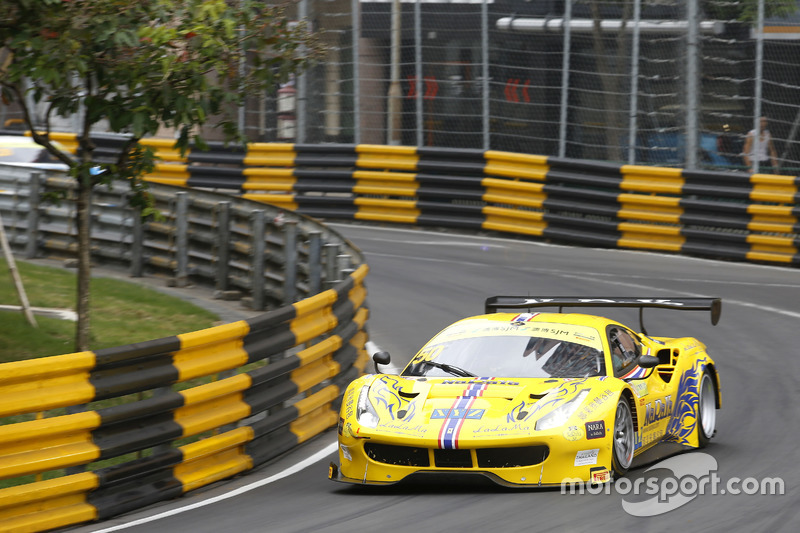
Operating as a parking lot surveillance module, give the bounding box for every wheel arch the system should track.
[619,387,639,433]
[704,363,721,409]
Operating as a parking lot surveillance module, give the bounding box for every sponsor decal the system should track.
[563,425,584,441]
[664,358,707,445]
[631,382,648,398]
[622,365,648,380]
[377,422,429,437]
[372,376,418,421]
[576,389,614,421]
[575,449,600,467]
[438,397,477,449]
[441,379,519,386]
[512,313,539,322]
[644,397,673,426]
[585,420,606,440]
[590,467,611,484]
[431,408,485,420]
[471,423,533,436]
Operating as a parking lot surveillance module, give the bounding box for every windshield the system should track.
[402,320,606,379]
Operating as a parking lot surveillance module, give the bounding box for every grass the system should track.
[0,258,219,362]
[0,259,225,489]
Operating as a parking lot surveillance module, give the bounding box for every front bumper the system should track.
[330,433,614,487]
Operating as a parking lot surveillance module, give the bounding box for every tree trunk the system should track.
[75,176,92,352]
[590,1,631,163]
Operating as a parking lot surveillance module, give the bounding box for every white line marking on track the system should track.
[89,442,338,532]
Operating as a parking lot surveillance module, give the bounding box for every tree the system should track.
[0,0,320,351]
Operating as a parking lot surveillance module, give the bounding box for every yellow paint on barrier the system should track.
[617,223,685,252]
[746,234,797,249]
[347,285,368,311]
[180,374,252,406]
[0,442,101,480]
[243,193,298,210]
[484,151,549,181]
[354,197,420,223]
[178,427,254,463]
[617,193,683,223]
[0,382,97,419]
[0,352,95,385]
[354,211,419,224]
[622,165,684,194]
[290,358,340,393]
[290,311,338,346]
[175,395,252,438]
[356,145,419,171]
[173,343,249,382]
[350,264,369,284]
[295,336,343,366]
[0,473,98,533]
[289,407,338,443]
[745,250,794,263]
[244,143,296,167]
[0,412,100,453]
[353,183,419,196]
[293,289,337,318]
[293,385,339,417]
[175,428,255,492]
[353,170,418,183]
[0,499,98,533]
[179,321,249,350]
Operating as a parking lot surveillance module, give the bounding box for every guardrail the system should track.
[114,145,800,267]
[0,165,369,532]
[31,131,798,266]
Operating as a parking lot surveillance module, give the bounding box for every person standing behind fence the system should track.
[743,116,778,174]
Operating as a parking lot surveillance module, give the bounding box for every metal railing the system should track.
[0,164,370,532]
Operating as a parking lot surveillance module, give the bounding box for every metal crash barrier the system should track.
[41,132,799,266]
[0,165,369,532]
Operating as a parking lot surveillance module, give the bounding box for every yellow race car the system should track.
[329,297,721,487]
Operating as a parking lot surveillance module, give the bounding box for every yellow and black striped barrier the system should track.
[11,131,800,264]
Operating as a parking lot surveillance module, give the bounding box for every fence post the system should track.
[337,253,352,281]
[24,172,41,259]
[216,201,231,292]
[308,231,322,296]
[284,220,298,304]
[174,192,189,287]
[251,210,265,311]
[130,206,144,277]
[324,242,341,287]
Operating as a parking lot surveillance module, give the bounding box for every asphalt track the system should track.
[73,223,799,533]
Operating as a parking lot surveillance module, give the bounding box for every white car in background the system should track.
[0,135,71,170]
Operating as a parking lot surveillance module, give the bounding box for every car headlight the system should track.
[535,390,589,431]
[356,385,380,428]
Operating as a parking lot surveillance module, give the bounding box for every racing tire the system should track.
[697,370,717,448]
[611,397,635,476]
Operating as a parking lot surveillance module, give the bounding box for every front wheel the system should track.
[611,397,635,476]
[697,370,717,447]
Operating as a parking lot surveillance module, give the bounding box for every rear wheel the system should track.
[697,370,717,447]
[611,398,635,475]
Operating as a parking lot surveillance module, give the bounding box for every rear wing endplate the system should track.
[484,296,721,335]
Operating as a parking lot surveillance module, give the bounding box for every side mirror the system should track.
[373,351,391,373]
[637,354,661,368]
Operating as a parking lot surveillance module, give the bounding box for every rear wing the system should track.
[484,296,721,335]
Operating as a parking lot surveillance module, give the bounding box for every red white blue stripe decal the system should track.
[437,379,492,449]
[512,313,539,322]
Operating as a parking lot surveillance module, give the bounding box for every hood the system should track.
[358,375,616,445]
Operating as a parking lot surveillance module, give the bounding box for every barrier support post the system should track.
[308,231,322,295]
[284,220,297,305]
[251,210,266,311]
[216,201,231,292]
[24,172,41,259]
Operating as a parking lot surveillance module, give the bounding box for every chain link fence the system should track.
[3,0,800,172]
